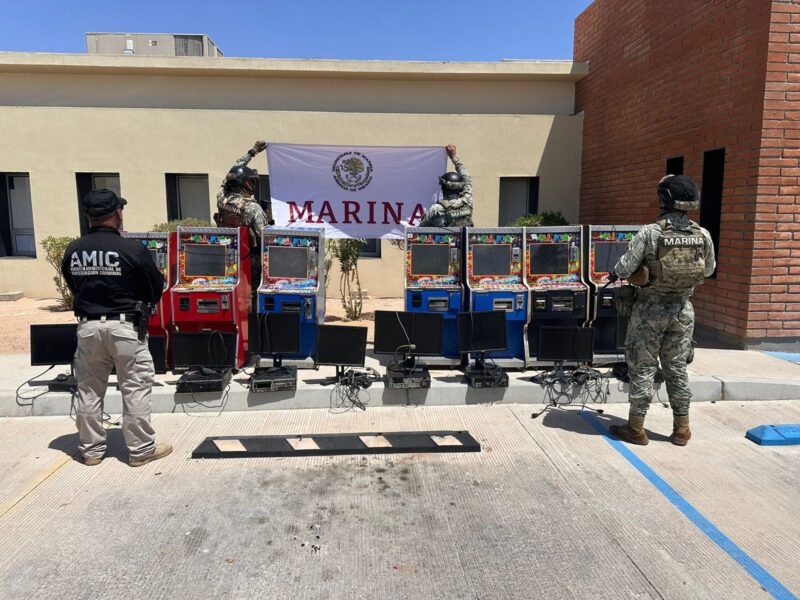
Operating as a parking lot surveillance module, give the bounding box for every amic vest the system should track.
[644,219,706,293]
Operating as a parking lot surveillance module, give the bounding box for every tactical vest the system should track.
[644,219,706,293]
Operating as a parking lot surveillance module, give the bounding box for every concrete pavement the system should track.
[1,401,798,599]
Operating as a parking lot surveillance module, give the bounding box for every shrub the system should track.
[40,236,77,311]
[511,211,569,227]
[151,218,213,232]
[328,238,367,320]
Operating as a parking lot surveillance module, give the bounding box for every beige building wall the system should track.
[0,54,585,299]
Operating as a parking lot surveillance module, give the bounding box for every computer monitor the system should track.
[316,325,367,367]
[529,243,569,275]
[30,324,78,366]
[410,244,450,276]
[171,332,237,369]
[472,244,511,276]
[184,244,226,277]
[537,326,594,362]
[257,313,301,356]
[594,241,629,273]
[268,246,308,279]
[457,311,508,353]
[373,311,443,356]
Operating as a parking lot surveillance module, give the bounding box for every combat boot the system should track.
[609,415,649,445]
[669,416,691,446]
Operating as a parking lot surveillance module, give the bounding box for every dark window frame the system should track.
[498,176,540,226]
[0,172,36,258]
[666,156,685,176]
[76,172,121,236]
[700,148,725,279]
[359,239,381,258]
[165,173,210,222]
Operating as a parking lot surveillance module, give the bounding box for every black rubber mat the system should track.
[192,430,481,458]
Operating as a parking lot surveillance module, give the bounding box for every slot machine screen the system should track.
[457,311,508,353]
[410,244,450,276]
[268,246,308,279]
[529,243,569,275]
[184,244,226,277]
[472,244,511,276]
[594,242,629,273]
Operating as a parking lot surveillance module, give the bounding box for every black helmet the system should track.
[226,165,259,189]
[439,171,465,194]
[658,174,700,211]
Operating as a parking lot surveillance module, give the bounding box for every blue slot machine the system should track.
[464,227,529,368]
[585,225,642,365]
[403,226,463,367]
[257,227,326,361]
[525,225,591,368]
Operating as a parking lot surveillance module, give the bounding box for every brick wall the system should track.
[753,1,800,345]
[574,0,790,347]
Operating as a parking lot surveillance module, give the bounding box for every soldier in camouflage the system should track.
[609,175,716,446]
[419,144,474,228]
[215,140,270,251]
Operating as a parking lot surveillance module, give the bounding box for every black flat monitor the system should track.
[373,311,443,356]
[316,325,367,367]
[594,241,629,273]
[30,324,78,366]
[410,244,450,276]
[184,244,226,277]
[457,311,508,353]
[171,332,237,369]
[268,246,308,279]
[537,326,594,362]
[472,244,511,276]
[257,312,301,355]
[529,243,570,275]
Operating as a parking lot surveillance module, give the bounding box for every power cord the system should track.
[15,365,55,406]
[330,367,380,413]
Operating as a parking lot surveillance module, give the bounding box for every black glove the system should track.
[607,272,619,283]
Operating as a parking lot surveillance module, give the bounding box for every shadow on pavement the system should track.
[538,407,672,442]
[48,428,130,464]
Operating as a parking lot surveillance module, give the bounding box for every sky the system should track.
[0,0,594,61]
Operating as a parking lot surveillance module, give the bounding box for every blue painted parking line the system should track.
[580,411,798,600]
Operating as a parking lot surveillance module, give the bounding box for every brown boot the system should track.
[129,443,173,467]
[670,416,691,446]
[609,415,649,445]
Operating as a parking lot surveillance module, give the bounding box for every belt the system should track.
[79,313,140,323]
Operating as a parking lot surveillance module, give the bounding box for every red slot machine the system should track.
[170,227,252,380]
[121,231,176,373]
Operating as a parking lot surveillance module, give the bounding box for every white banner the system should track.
[267,144,446,239]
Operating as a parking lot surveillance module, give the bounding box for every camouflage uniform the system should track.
[614,211,715,417]
[216,151,267,249]
[419,155,474,228]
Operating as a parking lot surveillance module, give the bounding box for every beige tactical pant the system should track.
[73,320,156,460]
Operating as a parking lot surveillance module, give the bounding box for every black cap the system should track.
[82,189,127,217]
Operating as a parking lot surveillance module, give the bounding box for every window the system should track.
[359,239,381,258]
[174,35,203,56]
[165,174,210,221]
[666,156,684,176]
[76,173,121,235]
[0,173,36,257]
[498,177,539,226]
[255,175,272,222]
[701,148,725,278]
